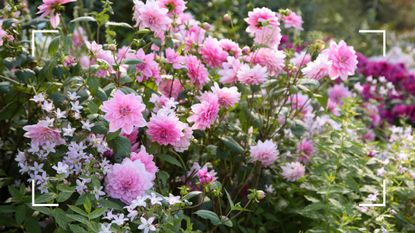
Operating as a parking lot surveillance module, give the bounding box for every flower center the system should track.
[119,106,131,117]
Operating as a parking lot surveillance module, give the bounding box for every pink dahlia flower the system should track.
[188,93,220,130]
[130,49,161,83]
[328,84,351,105]
[158,79,184,99]
[237,64,268,85]
[210,83,241,108]
[165,48,184,69]
[105,158,154,204]
[172,124,193,152]
[185,55,209,87]
[200,37,228,68]
[101,90,147,134]
[219,39,241,58]
[245,8,281,48]
[250,140,278,167]
[130,145,158,179]
[281,11,303,30]
[23,121,65,147]
[133,0,172,37]
[249,48,286,76]
[147,109,186,145]
[297,139,314,163]
[219,56,241,84]
[325,40,358,80]
[37,0,76,28]
[159,0,186,16]
[291,51,311,68]
[302,54,331,80]
[281,162,305,182]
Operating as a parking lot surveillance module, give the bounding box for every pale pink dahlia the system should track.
[281,11,303,30]
[105,158,154,204]
[188,93,220,130]
[101,90,146,134]
[158,79,184,99]
[133,0,172,36]
[185,55,209,87]
[200,37,228,68]
[327,84,351,104]
[253,27,282,48]
[131,49,161,83]
[245,7,279,35]
[297,139,314,163]
[211,83,241,108]
[172,124,193,152]
[219,39,241,58]
[291,51,311,68]
[325,40,358,80]
[37,0,76,28]
[250,140,278,167]
[130,145,158,179]
[301,54,331,80]
[249,48,286,76]
[281,162,305,182]
[237,64,268,85]
[23,121,65,147]
[165,48,184,69]
[159,0,186,16]
[219,56,241,84]
[147,109,186,145]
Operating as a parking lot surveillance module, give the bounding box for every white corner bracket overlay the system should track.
[31,180,59,207]
[31,29,59,57]
[358,29,387,208]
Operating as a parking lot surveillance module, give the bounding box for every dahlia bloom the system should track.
[281,11,303,30]
[188,93,220,130]
[291,51,311,68]
[23,121,65,147]
[158,79,184,99]
[165,48,184,69]
[200,37,228,68]
[131,49,161,83]
[210,83,241,108]
[297,139,314,163]
[328,84,351,105]
[37,0,76,28]
[0,24,14,46]
[101,91,147,134]
[172,124,193,152]
[250,140,278,167]
[219,39,241,58]
[133,0,172,37]
[159,0,186,16]
[72,27,87,47]
[105,158,154,204]
[302,54,331,80]
[288,93,312,115]
[219,56,241,84]
[249,48,286,76]
[281,162,305,182]
[245,8,281,48]
[147,109,186,146]
[130,145,158,179]
[325,40,358,80]
[185,55,209,87]
[237,64,268,85]
[195,164,217,185]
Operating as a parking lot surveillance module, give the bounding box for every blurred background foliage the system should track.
[24,0,415,56]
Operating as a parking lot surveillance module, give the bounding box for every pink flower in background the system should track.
[101,91,146,134]
[250,140,278,167]
[0,24,14,46]
[131,145,158,179]
[245,8,281,48]
[200,37,228,68]
[159,0,186,16]
[249,48,286,76]
[172,124,193,152]
[254,26,282,48]
[297,139,314,163]
[281,162,305,182]
[133,0,172,36]
[302,54,331,80]
[219,56,241,84]
[37,0,76,28]
[327,99,340,116]
[185,55,209,87]
[328,84,351,104]
[188,93,219,130]
[237,64,268,85]
[72,27,87,46]
[362,129,376,141]
[291,51,311,68]
[165,48,184,69]
[325,40,358,80]
[159,79,184,99]
[131,49,161,83]
[197,165,217,185]
[147,109,186,145]
[184,25,206,49]
[23,121,65,147]
[288,93,311,115]
[281,11,303,30]
[121,130,139,145]
[219,39,241,57]
[105,158,154,204]
[211,83,241,108]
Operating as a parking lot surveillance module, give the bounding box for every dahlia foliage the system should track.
[0,1,414,233]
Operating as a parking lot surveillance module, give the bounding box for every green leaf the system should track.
[70,16,97,23]
[35,192,57,204]
[66,214,89,225]
[221,216,233,227]
[68,205,88,217]
[106,21,133,28]
[159,154,183,168]
[108,136,131,160]
[53,209,71,230]
[99,199,123,210]
[69,224,88,233]
[224,189,234,208]
[88,208,106,219]
[25,218,41,233]
[183,191,202,200]
[220,136,244,154]
[194,210,221,225]
[48,36,60,56]
[15,205,26,224]
[83,197,92,213]
[124,59,142,65]
[57,189,74,202]
[15,69,35,83]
